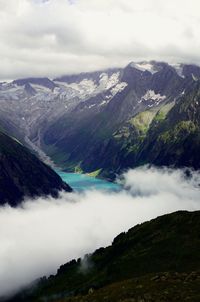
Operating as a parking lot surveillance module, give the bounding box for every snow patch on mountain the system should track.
[98,80,127,108]
[53,80,96,100]
[111,82,127,95]
[142,90,166,101]
[139,90,166,107]
[54,72,123,101]
[65,80,97,98]
[130,62,158,74]
[0,69,127,161]
[105,72,120,89]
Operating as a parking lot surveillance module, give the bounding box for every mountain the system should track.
[0,130,72,206]
[0,69,123,165]
[13,77,57,91]
[0,61,200,178]
[8,210,200,301]
[42,61,200,178]
[135,82,200,169]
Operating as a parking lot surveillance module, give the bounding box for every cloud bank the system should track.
[0,0,200,80]
[0,167,199,297]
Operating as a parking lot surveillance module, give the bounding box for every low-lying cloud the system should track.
[0,167,199,297]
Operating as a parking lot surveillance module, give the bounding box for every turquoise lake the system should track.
[57,171,121,192]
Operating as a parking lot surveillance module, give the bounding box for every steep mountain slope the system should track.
[135,82,200,168]
[0,69,123,165]
[0,131,72,206]
[1,62,200,178]
[8,210,200,301]
[93,81,200,178]
[42,62,200,178]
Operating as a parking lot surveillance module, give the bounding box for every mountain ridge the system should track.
[0,61,200,179]
[0,130,72,206]
[7,210,200,302]
[41,61,200,178]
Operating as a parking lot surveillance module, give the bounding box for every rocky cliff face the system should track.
[0,131,72,206]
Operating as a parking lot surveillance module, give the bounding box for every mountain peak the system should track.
[129,61,160,74]
[13,77,57,91]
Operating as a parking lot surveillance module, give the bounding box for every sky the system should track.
[0,166,200,297]
[0,0,200,80]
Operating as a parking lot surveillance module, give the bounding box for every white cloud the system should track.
[0,0,200,80]
[0,167,199,297]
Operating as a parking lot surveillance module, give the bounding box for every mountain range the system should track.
[0,61,200,300]
[1,61,200,180]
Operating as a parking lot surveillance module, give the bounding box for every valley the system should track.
[0,69,123,167]
[1,61,200,179]
[0,61,200,301]
[1,1,200,301]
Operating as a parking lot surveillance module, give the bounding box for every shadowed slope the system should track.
[0,131,72,206]
[9,210,200,301]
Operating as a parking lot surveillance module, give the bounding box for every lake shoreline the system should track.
[56,170,121,192]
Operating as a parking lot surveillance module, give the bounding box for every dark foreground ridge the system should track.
[0,131,72,206]
[8,210,200,301]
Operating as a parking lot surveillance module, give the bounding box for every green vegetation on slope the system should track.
[158,121,197,144]
[129,109,158,134]
[42,82,200,180]
[136,86,200,169]
[154,101,175,123]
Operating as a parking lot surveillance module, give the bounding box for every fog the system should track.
[0,167,199,297]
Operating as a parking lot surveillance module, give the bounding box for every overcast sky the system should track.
[0,0,200,80]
